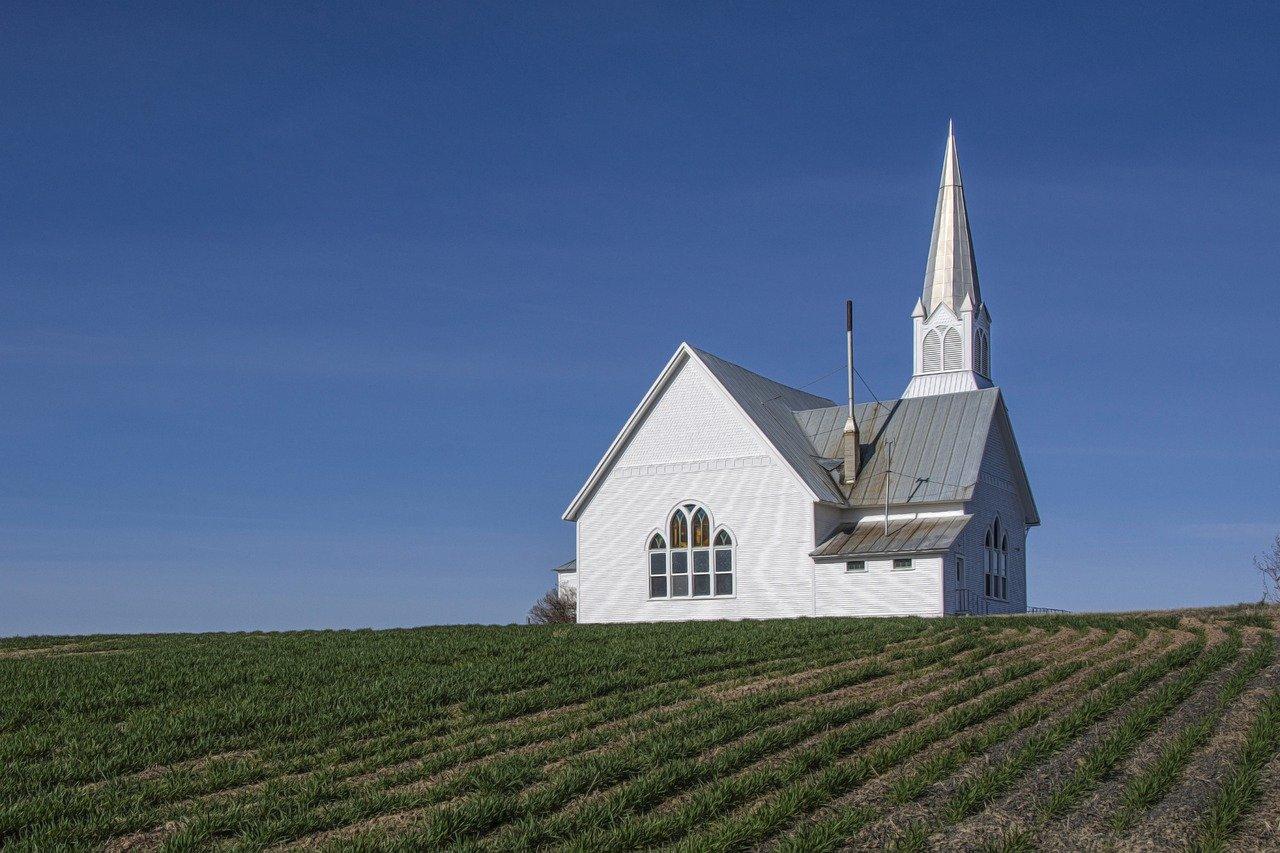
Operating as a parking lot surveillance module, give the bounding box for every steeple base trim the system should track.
[902,371,992,399]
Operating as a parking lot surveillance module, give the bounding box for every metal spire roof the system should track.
[921,121,982,315]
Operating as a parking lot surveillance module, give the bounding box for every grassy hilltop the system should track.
[3,608,1279,850]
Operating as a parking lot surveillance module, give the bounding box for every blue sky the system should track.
[2,2,1278,634]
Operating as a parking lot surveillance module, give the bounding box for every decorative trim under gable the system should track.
[614,454,774,479]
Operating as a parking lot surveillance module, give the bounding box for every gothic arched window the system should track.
[923,329,942,373]
[984,518,1008,600]
[647,533,667,598]
[975,328,990,377]
[648,503,734,599]
[713,529,735,595]
[943,327,963,371]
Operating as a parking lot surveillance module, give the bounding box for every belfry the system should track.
[904,123,993,398]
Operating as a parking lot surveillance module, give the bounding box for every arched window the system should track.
[922,329,942,373]
[975,328,989,377]
[648,533,667,598]
[691,507,711,596]
[713,529,734,595]
[648,504,734,599]
[943,327,963,371]
[984,518,1008,600]
[999,531,1008,600]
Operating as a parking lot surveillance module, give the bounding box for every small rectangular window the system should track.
[672,575,689,597]
[693,550,710,573]
[714,573,733,595]
[715,549,732,572]
[650,576,667,598]
[671,552,688,574]
[893,558,913,570]
[650,553,666,576]
[845,560,866,573]
[692,574,711,597]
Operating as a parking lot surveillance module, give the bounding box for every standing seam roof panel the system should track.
[894,394,936,503]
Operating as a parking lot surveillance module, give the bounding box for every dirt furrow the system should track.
[1230,749,1280,851]
[105,635,902,810]
[109,628,951,851]
[491,629,1100,853]
[764,628,1128,841]
[432,631,1057,851]
[1120,650,1280,851]
[929,632,1226,851]
[839,627,1191,850]
[1033,633,1266,851]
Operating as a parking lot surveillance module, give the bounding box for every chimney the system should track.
[842,300,861,485]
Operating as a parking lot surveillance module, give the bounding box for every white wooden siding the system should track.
[950,422,1029,614]
[814,556,944,617]
[576,359,818,624]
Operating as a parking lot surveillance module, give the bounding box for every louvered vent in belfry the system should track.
[943,327,962,371]
[922,329,941,373]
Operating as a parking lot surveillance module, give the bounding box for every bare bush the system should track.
[1257,534,1280,603]
[528,586,576,625]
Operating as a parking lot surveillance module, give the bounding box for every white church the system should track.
[556,126,1038,622]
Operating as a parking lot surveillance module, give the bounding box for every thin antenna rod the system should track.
[845,300,855,421]
[884,440,892,535]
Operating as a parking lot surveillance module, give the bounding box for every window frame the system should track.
[984,517,1009,601]
[892,557,914,571]
[647,503,736,601]
[845,560,866,573]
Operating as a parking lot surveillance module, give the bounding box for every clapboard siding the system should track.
[814,556,944,617]
[576,359,817,624]
[950,422,1029,614]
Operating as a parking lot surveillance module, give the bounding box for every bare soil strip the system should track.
[88,624,889,812]
[102,630,911,810]
[719,629,1145,852]
[1120,650,1280,851]
[0,643,89,659]
[272,630,1039,851]
[65,612,1280,853]
[506,630,1107,853]
[1033,633,1271,852]
[927,633,1230,851]
[766,628,1136,847]
[840,628,1195,849]
[108,627,960,851]
[1230,750,1280,851]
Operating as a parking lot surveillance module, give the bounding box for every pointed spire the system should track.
[921,122,981,315]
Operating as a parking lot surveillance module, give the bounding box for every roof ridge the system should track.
[686,344,838,409]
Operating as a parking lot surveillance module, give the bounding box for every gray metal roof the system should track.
[794,388,999,508]
[811,514,972,559]
[689,346,846,505]
[564,344,1033,522]
[552,559,576,574]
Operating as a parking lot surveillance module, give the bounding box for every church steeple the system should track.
[922,121,982,315]
[904,122,993,399]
